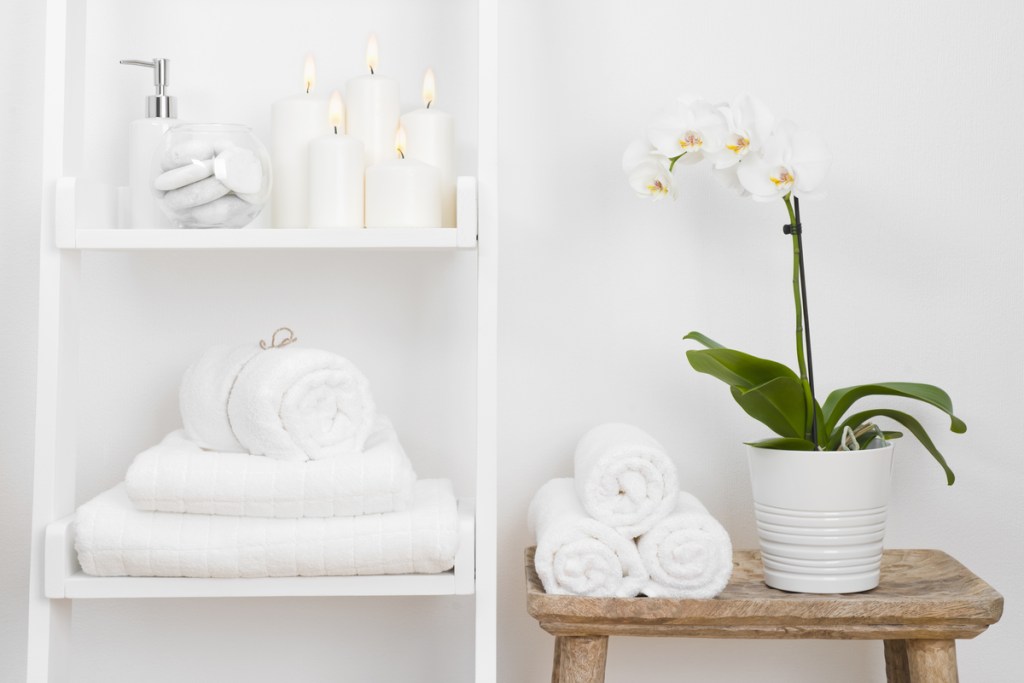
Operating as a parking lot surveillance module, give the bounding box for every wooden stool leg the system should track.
[551,637,562,683]
[906,639,958,683]
[555,635,609,683]
[884,640,910,682]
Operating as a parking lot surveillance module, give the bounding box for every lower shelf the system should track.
[45,500,475,599]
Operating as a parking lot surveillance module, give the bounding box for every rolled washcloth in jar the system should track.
[528,478,647,597]
[636,491,733,598]
[179,338,376,462]
[574,423,679,538]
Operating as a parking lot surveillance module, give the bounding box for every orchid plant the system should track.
[624,94,964,484]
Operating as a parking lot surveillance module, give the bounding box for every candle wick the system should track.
[399,149,405,159]
[369,66,375,75]
[334,125,338,135]
[306,83,311,94]
[426,100,432,109]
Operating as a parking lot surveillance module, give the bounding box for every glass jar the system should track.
[152,124,272,228]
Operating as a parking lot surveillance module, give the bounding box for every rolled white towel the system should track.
[528,478,647,597]
[125,417,417,518]
[574,423,679,538]
[180,342,376,462]
[637,491,733,599]
[179,343,256,453]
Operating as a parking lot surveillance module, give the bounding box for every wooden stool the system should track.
[526,548,1002,683]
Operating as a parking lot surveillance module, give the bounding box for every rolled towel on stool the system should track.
[637,491,733,599]
[528,478,648,597]
[574,423,679,538]
[180,339,376,462]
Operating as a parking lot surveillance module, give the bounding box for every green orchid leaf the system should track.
[682,331,725,349]
[822,382,967,436]
[835,408,956,485]
[745,437,818,451]
[883,431,904,440]
[730,377,808,439]
[686,348,799,391]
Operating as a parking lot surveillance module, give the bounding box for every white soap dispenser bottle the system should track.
[121,57,182,228]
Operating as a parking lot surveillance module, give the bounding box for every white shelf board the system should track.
[70,227,462,250]
[45,499,476,599]
[56,176,478,251]
[60,571,460,599]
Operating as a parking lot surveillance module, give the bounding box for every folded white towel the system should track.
[528,478,647,597]
[636,491,733,599]
[179,343,376,462]
[124,418,417,519]
[574,423,679,538]
[76,479,458,578]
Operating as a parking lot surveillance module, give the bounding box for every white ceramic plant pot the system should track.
[746,444,895,594]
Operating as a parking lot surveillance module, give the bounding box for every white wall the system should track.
[2,1,1022,682]
[497,1,1023,682]
[0,0,45,679]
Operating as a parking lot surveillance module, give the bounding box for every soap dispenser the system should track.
[121,57,182,228]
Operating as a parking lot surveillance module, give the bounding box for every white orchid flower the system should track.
[623,138,674,200]
[736,120,832,201]
[711,163,750,197]
[628,160,675,200]
[621,138,666,172]
[646,96,727,166]
[709,94,775,169]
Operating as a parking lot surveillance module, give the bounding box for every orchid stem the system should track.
[784,193,818,446]
[795,198,818,447]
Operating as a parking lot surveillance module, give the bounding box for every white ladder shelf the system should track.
[26,1,498,681]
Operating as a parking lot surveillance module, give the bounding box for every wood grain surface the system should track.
[526,547,1003,640]
[884,639,911,682]
[906,639,959,682]
[553,636,608,683]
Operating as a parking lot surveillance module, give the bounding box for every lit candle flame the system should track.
[328,90,344,133]
[303,53,316,93]
[395,125,406,159]
[422,68,435,108]
[366,34,379,75]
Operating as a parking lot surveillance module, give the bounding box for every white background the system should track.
[3,1,1023,681]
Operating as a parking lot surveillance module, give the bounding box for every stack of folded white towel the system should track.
[75,338,460,579]
[528,423,733,599]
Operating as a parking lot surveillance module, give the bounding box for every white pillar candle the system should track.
[401,68,456,227]
[365,127,441,228]
[309,91,364,229]
[271,54,329,227]
[345,35,400,168]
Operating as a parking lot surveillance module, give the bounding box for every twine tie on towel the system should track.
[259,327,298,350]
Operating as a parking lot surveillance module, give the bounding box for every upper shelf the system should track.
[56,176,478,250]
[76,0,481,193]
[69,228,463,250]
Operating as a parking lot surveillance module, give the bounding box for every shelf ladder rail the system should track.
[25,0,498,681]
